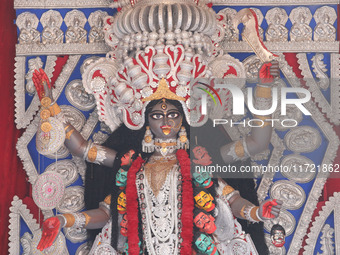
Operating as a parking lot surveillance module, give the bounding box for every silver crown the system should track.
[106,0,217,56]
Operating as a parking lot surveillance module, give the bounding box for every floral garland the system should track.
[126,157,144,254]
[176,149,194,255]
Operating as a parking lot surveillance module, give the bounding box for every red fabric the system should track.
[0,0,30,254]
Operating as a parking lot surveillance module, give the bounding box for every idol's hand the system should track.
[32,68,53,101]
[259,60,280,84]
[258,199,283,220]
[37,216,62,251]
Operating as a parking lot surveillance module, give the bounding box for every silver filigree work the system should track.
[265,8,288,42]
[264,209,296,236]
[16,12,40,44]
[270,180,306,210]
[314,6,337,42]
[60,105,86,131]
[45,159,79,186]
[32,172,65,210]
[64,10,87,44]
[40,10,64,44]
[284,126,322,153]
[9,196,40,255]
[280,154,316,183]
[289,7,312,42]
[64,225,88,243]
[66,80,96,111]
[76,242,91,255]
[272,105,303,131]
[56,186,85,213]
[88,11,108,43]
[303,193,340,255]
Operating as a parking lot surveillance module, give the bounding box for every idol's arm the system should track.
[220,61,279,163]
[216,179,282,222]
[32,68,117,167]
[37,197,112,251]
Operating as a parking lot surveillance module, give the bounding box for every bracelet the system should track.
[65,128,75,140]
[222,185,235,196]
[255,207,262,222]
[242,137,250,157]
[225,190,240,202]
[73,212,86,228]
[244,205,260,223]
[83,141,93,160]
[82,212,91,227]
[63,213,75,228]
[59,214,67,228]
[240,205,246,219]
[253,115,272,128]
[87,145,98,162]
[62,212,87,228]
[99,201,111,211]
[256,85,272,99]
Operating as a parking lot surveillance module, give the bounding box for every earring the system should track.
[177,126,189,150]
[142,126,155,153]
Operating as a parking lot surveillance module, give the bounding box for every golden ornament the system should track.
[144,136,152,143]
[40,109,51,120]
[41,97,51,107]
[179,135,187,143]
[41,122,52,132]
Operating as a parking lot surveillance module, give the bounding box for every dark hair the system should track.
[271,224,286,236]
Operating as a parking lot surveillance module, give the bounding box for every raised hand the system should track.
[37,216,61,251]
[259,60,280,84]
[258,199,283,220]
[32,68,53,101]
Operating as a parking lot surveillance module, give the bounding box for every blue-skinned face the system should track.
[116,168,128,187]
[195,233,218,255]
[193,170,213,188]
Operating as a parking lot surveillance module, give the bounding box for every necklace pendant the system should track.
[160,147,168,156]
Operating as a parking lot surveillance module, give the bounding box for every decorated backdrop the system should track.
[3,0,340,254]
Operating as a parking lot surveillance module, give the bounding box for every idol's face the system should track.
[193,171,213,188]
[148,100,182,139]
[271,229,285,247]
[120,213,128,236]
[121,149,135,166]
[117,191,127,213]
[195,233,216,254]
[194,212,216,234]
[194,191,215,212]
[116,168,128,187]
[192,146,212,166]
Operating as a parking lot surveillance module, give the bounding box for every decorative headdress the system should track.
[82,0,251,131]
